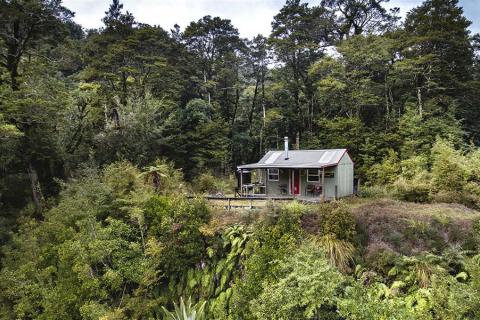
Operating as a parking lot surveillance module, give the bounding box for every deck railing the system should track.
[187,195,324,210]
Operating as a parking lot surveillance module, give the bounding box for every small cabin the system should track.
[237,137,354,200]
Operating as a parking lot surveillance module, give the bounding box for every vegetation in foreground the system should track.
[1,161,480,319]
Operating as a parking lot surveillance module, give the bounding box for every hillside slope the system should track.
[351,198,480,258]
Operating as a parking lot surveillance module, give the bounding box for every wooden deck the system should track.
[187,195,325,210]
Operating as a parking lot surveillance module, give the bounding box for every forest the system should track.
[1,0,480,318]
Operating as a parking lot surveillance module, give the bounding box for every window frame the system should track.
[307,169,320,182]
[267,168,279,181]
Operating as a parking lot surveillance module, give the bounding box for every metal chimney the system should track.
[284,136,289,160]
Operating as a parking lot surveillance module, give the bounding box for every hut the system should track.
[237,137,354,200]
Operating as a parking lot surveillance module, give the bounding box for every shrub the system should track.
[103,161,142,196]
[316,234,355,272]
[430,139,467,193]
[162,296,206,320]
[364,247,399,276]
[392,177,431,203]
[138,158,186,196]
[195,172,218,194]
[400,155,429,180]
[369,149,401,185]
[337,282,413,319]
[193,172,235,195]
[358,185,393,199]
[317,203,356,242]
[250,241,344,320]
[230,202,305,318]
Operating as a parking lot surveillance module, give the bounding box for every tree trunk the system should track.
[259,68,266,155]
[6,20,21,91]
[231,87,240,128]
[120,71,128,106]
[28,162,43,215]
[417,87,423,117]
[8,58,19,91]
[248,77,259,133]
[203,71,211,104]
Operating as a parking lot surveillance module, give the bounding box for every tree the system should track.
[102,0,135,34]
[183,15,243,107]
[321,0,399,38]
[0,0,73,90]
[269,0,334,134]
[160,99,228,177]
[401,0,473,117]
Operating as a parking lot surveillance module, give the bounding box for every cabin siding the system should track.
[335,152,354,197]
[266,168,289,196]
[297,168,336,199]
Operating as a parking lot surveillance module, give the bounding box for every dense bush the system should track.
[365,138,480,208]
[316,202,357,242]
[230,202,305,318]
[194,172,235,195]
[251,242,344,319]
[392,177,431,203]
[1,164,480,319]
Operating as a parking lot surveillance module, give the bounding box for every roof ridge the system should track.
[266,149,346,152]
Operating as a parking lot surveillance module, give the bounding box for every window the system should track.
[268,168,279,181]
[307,169,320,182]
[325,171,334,178]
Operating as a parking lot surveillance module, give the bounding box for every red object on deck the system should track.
[290,169,300,195]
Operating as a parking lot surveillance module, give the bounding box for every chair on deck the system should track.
[306,185,322,196]
[279,184,288,195]
[306,184,315,196]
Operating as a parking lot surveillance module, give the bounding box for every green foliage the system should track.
[195,172,218,194]
[430,138,467,193]
[250,241,344,320]
[317,202,357,242]
[162,297,206,320]
[392,178,431,203]
[370,149,401,185]
[231,202,305,318]
[140,158,185,194]
[317,234,355,272]
[0,163,213,319]
[194,172,235,195]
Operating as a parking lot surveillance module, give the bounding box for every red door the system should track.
[290,169,300,195]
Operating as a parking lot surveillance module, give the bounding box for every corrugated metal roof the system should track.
[238,149,348,169]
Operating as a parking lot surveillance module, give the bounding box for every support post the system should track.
[264,169,267,195]
[228,198,231,211]
[321,167,325,202]
[240,169,243,197]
